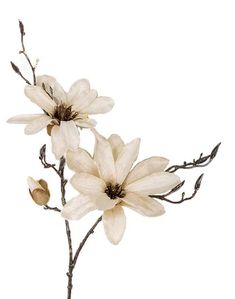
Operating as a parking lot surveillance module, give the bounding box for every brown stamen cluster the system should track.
[53,104,79,122]
[105,183,126,200]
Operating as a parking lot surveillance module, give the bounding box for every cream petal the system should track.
[93,130,116,183]
[103,205,126,245]
[125,172,180,195]
[122,192,165,217]
[37,75,67,104]
[70,173,106,194]
[81,96,114,114]
[24,115,52,135]
[24,85,56,114]
[7,114,45,124]
[125,157,169,185]
[68,79,90,105]
[60,121,80,151]
[115,138,141,185]
[108,134,125,161]
[75,118,97,128]
[89,193,118,211]
[66,148,99,176]
[51,125,67,159]
[61,195,96,220]
[72,90,98,110]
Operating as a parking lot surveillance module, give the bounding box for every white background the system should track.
[0,1,234,298]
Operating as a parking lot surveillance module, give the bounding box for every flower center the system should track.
[53,104,79,121]
[105,183,126,200]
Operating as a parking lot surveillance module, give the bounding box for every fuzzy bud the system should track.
[27,176,50,206]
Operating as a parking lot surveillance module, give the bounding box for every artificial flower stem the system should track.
[57,157,74,299]
[66,215,102,299]
[40,147,103,299]
[39,150,74,297]
[72,216,102,267]
[165,143,221,173]
[65,220,73,299]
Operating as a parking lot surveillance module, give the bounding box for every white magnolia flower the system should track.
[7,75,114,159]
[62,131,180,245]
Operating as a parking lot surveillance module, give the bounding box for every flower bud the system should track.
[27,176,50,206]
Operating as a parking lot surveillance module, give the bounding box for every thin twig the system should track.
[166,143,221,173]
[149,174,204,204]
[44,205,61,212]
[65,220,73,299]
[10,61,31,85]
[39,144,73,299]
[18,20,37,85]
[72,216,103,268]
[39,145,60,176]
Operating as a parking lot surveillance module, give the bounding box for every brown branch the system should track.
[39,145,60,176]
[72,216,102,268]
[65,220,73,299]
[39,144,102,299]
[10,20,38,85]
[44,205,61,212]
[10,61,31,85]
[149,174,204,204]
[39,144,73,299]
[166,143,221,173]
[18,20,37,85]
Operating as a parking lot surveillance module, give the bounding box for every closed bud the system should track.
[27,176,50,206]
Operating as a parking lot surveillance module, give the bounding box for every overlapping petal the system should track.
[24,85,56,114]
[67,148,98,176]
[7,114,45,124]
[122,192,165,217]
[68,79,90,105]
[51,125,67,159]
[81,96,114,114]
[93,130,116,183]
[125,172,180,195]
[24,115,52,135]
[37,75,67,104]
[115,138,140,185]
[61,195,96,220]
[125,156,169,185]
[89,193,118,211]
[60,121,80,152]
[75,118,97,128]
[70,173,106,194]
[108,134,125,160]
[72,89,98,111]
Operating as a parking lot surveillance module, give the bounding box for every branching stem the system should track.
[166,143,221,173]
[39,144,102,299]
[72,216,102,268]
[150,174,204,204]
[10,20,37,85]
[19,20,37,85]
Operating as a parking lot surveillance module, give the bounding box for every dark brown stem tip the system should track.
[171,180,185,192]
[195,174,204,190]
[10,61,20,74]
[210,142,221,160]
[19,20,25,36]
[39,144,47,159]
